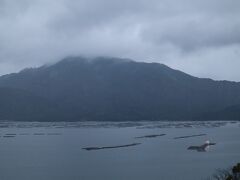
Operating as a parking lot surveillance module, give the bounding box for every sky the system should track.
[0,0,240,81]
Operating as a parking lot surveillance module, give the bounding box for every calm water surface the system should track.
[0,121,239,180]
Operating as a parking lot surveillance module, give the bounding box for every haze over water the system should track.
[0,121,240,180]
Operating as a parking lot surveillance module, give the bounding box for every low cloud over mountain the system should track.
[0,0,240,80]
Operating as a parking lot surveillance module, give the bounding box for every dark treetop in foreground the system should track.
[0,56,240,121]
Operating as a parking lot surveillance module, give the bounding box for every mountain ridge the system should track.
[0,56,240,121]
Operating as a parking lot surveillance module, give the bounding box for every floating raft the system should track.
[135,134,166,139]
[82,143,141,151]
[174,134,206,139]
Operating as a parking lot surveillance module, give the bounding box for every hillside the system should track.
[0,87,64,121]
[0,56,240,121]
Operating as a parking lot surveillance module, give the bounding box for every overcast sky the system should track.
[0,0,240,81]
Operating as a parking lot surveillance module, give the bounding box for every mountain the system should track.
[199,104,240,120]
[0,56,240,121]
[0,87,63,121]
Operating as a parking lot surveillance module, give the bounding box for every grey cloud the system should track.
[142,16,240,51]
[0,0,240,81]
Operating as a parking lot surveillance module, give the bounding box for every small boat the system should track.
[188,140,216,152]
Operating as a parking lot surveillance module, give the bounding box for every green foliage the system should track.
[208,163,240,180]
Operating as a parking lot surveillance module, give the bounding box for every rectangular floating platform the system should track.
[135,134,166,139]
[82,143,141,151]
[174,134,206,139]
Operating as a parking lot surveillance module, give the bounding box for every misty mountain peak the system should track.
[1,56,240,121]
